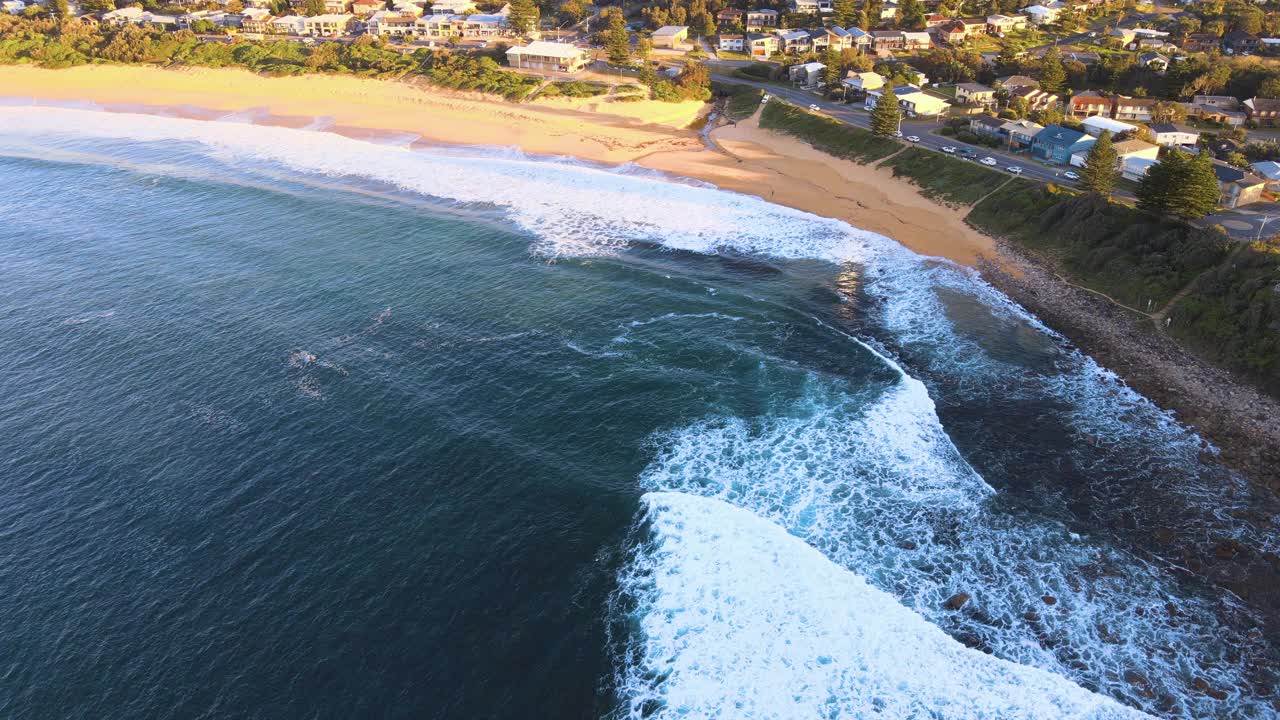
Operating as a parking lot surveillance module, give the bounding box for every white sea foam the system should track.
[614,492,1152,720]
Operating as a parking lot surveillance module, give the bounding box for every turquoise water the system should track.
[0,106,1275,719]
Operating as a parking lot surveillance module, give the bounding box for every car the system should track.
[1062,171,1080,181]
[809,103,820,111]
[760,94,770,104]
[960,148,977,157]
[892,130,904,138]
[1006,166,1023,175]
[906,135,920,143]
[980,157,997,166]
[941,146,957,154]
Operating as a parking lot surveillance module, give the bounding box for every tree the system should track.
[897,0,924,29]
[870,85,901,135]
[833,0,857,26]
[604,8,629,65]
[1177,149,1223,219]
[1226,150,1250,168]
[1038,46,1067,95]
[1081,130,1118,195]
[635,36,651,63]
[49,0,69,18]
[823,47,841,89]
[1137,148,1185,216]
[1138,149,1221,219]
[506,0,539,36]
[1150,100,1187,124]
[303,0,324,16]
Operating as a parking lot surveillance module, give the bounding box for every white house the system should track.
[717,33,744,52]
[652,25,690,48]
[102,6,144,23]
[302,12,352,35]
[791,0,833,12]
[1149,123,1200,148]
[3,0,25,14]
[866,84,951,118]
[843,70,885,93]
[789,61,826,87]
[269,14,306,34]
[1021,4,1060,25]
[506,41,589,73]
[1250,160,1280,189]
[1121,156,1158,181]
[1072,138,1159,168]
[429,0,475,13]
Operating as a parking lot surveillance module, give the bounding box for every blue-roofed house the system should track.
[1250,160,1280,190]
[1031,124,1094,164]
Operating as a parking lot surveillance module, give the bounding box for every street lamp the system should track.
[1256,214,1274,243]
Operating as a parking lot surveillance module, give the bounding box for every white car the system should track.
[980,157,997,166]
[906,135,921,143]
[893,130,904,138]
[1006,166,1023,175]
[761,94,771,104]
[809,103,820,111]
[1062,171,1080,181]
[941,146,957,154]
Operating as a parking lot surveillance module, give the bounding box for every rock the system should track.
[1124,670,1155,699]
[899,540,917,551]
[943,592,970,611]
[1192,678,1229,701]
[1042,595,1057,606]
[1023,611,1040,622]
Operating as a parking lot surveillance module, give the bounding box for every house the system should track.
[102,6,144,23]
[458,10,509,36]
[239,8,273,32]
[958,17,987,35]
[652,25,690,48]
[1081,115,1137,137]
[1193,102,1247,127]
[367,10,419,37]
[1021,4,1060,25]
[791,0,833,13]
[846,26,871,51]
[747,33,778,58]
[1061,50,1101,65]
[789,61,826,87]
[429,0,474,13]
[1031,124,1094,164]
[350,0,381,15]
[1223,30,1259,54]
[1212,161,1266,207]
[865,84,951,118]
[1250,161,1280,190]
[1244,97,1280,126]
[1113,96,1156,122]
[1010,85,1058,112]
[880,1,897,20]
[1193,95,1240,110]
[925,13,949,27]
[902,31,931,50]
[986,13,1026,33]
[998,74,1039,91]
[506,41,589,73]
[718,33,744,52]
[843,70,885,94]
[778,29,813,54]
[1149,123,1200,147]
[268,14,305,33]
[1121,157,1158,181]
[1138,51,1169,71]
[716,8,744,26]
[870,30,905,51]
[745,9,778,29]
[1068,92,1113,118]
[955,82,996,106]
[1181,33,1219,53]
[1070,138,1158,168]
[936,20,967,44]
[302,13,353,36]
[1002,119,1043,149]
[320,0,349,13]
[970,113,1006,140]
[2,0,23,13]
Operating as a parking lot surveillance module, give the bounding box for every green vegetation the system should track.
[969,183,1231,308]
[604,7,629,66]
[1137,150,1221,221]
[647,61,711,103]
[540,80,608,98]
[758,100,899,164]
[869,86,900,137]
[710,81,762,122]
[505,0,538,36]
[881,148,1005,206]
[731,63,774,81]
[1081,130,1117,196]
[0,15,551,99]
[1171,245,1280,396]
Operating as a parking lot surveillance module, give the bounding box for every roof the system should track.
[748,8,777,14]
[1111,139,1158,156]
[1149,123,1197,135]
[307,13,353,21]
[1247,97,1280,113]
[1070,92,1112,107]
[653,25,689,36]
[1138,51,1169,63]
[796,61,826,71]
[902,31,930,42]
[1001,119,1043,133]
[1035,124,1089,145]
[957,82,993,93]
[1081,116,1135,133]
[997,74,1038,89]
[507,41,585,59]
[1211,161,1249,184]
[971,114,1005,128]
[1123,157,1157,175]
[1251,161,1280,179]
[1115,96,1156,108]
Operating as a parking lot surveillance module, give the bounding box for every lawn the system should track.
[758,100,900,163]
[711,81,765,121]
[882,147,1008,205]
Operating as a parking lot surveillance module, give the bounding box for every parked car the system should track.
[960,148,977,158]
[906,135,920,143]
[809,103,820,111]
[941,146,956,154]
[1062,171,1080,181]
[980,157,997,166]
[1006,166,1023,175]
[761,94,770,103]
[893,130,904,138]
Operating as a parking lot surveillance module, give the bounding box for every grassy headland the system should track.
[881,148,1006,207]
[757,101,899,164]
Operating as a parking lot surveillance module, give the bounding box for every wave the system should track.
[612,492,1151,720]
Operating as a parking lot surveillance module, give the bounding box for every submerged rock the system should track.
[943,593,970,611]
[1042,595,1058,606]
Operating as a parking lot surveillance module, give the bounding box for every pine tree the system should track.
[605,8,629,65]
[506,0,539,37]
[870,85,901,136]
[304,0,324,17]
[833,0,857,26]
[49,0,69,18]
[1137,150,1186,216]
[1175,149,1222,219]
[1081,130,1117,196]
[823,47,841,89]
[1038,46,1067,95]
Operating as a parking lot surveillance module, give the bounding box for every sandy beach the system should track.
[0,64,1000,268]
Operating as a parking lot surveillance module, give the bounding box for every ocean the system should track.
[0,105,1276,719]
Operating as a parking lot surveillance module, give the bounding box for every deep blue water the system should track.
[0,108,1276,719]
